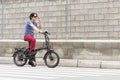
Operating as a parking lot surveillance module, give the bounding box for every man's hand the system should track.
[39,30,43,34]
[37,16,42,29]
[37,17,41,21]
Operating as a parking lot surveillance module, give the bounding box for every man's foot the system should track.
[28,61,36,67]
[28,55,37,67]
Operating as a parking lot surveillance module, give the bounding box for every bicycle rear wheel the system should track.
[44,51,60,68]
[13,51,28,66]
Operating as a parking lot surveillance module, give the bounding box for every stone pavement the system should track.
[0,64,120,80]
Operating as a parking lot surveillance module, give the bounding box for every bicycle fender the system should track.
[12,49,23,57]
[12,51,18,57]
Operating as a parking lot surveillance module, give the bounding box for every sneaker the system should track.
[28,55,36,67]
[32,61,37,67]
[28,61,36,67]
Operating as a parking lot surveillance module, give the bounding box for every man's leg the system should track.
[24,35,37,67]
[24,35,36,52]
[29,37,36,52]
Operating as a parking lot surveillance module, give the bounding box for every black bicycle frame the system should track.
[34,32,51,52]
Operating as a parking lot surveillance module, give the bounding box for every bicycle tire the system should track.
[44,51,60,68]
[13,51,28,66]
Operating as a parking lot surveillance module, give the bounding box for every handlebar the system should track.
[42,31,50,35]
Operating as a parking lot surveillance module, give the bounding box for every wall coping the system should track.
[0,39,120,43]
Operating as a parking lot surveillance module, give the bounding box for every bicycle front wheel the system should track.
[44,51,60,68]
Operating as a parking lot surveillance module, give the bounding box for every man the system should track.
[24,13,43,67]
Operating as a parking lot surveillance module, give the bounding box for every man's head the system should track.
[29,13,38,21]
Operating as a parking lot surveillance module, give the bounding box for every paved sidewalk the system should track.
[1,57,120,69]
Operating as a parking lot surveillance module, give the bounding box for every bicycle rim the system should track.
[14,52,27,66]
[44,51,59,68]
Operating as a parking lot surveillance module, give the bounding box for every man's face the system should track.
[32,16,37,21]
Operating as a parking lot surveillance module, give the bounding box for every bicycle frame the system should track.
[34,32,51,52]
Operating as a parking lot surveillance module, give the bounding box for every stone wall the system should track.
[0,0,120,39]
[1,41,120,61]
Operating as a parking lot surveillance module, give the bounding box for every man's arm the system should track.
[30,23,43,33]
[37,17,42,29]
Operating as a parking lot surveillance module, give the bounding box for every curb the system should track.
[0,57,120,69]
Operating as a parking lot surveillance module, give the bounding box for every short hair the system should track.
[29,13,38,20]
